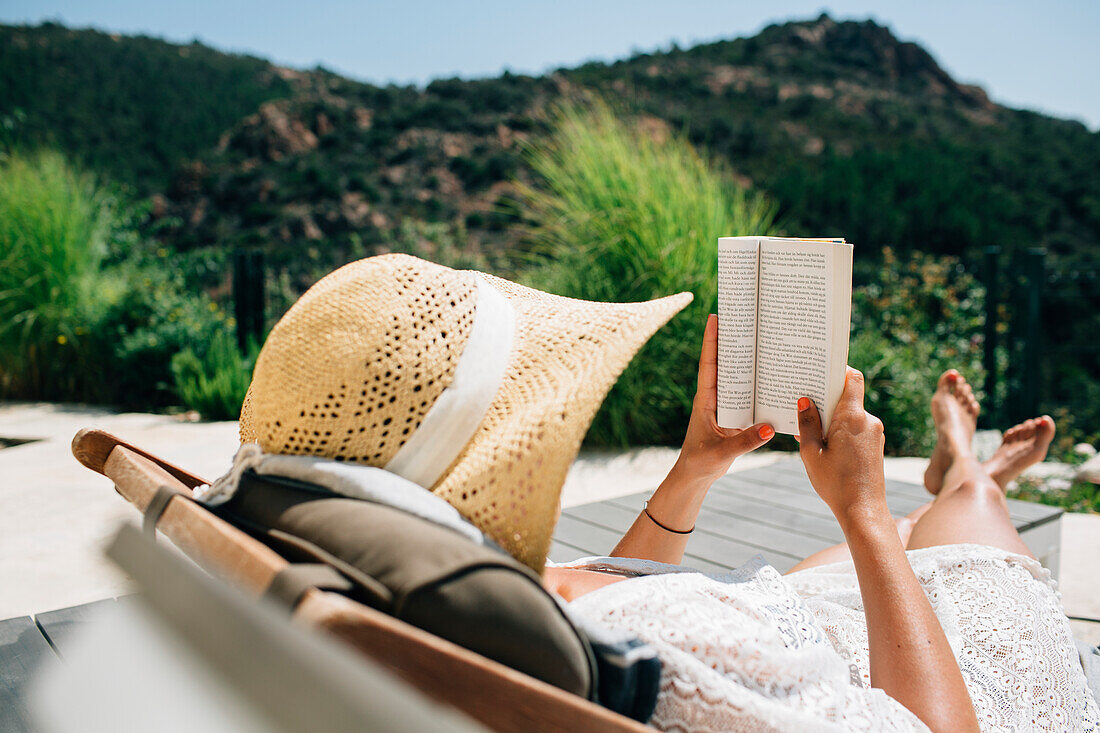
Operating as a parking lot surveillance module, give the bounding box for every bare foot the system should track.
[983,416,1056,490]
[923,370,980,495]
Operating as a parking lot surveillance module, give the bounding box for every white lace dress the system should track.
[563,545,1099,732]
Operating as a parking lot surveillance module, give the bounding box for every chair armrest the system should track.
[74,434,651,731]
[72,428,210,488]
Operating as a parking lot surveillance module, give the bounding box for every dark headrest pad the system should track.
[218,471,595,698]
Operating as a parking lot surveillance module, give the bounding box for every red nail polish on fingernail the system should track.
[759,425,775,440]
[797,397,810,411]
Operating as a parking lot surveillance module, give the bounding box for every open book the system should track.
[717,236,854,435]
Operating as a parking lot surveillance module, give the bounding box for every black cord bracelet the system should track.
[643,501,694,534]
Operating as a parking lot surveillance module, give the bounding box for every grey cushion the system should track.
[216,470,597,699]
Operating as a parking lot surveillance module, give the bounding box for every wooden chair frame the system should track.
[72,429,650,733]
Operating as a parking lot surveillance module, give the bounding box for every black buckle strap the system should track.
[143,484,191,539]
[265,563,354,610]
[142,484,354,610]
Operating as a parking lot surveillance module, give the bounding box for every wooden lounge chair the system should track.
[71,428,649,733]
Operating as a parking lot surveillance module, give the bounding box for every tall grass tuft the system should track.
[520,99,776,446]
[170,329,257,421]
[0,150,122,400]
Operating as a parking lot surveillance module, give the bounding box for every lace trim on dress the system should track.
[567,544,1099,732]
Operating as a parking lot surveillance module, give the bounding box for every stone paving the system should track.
[1,401,1096,642]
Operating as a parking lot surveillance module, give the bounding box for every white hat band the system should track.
[383,274,515,488]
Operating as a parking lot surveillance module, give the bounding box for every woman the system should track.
[547,314,1091,731]
[238,254,1096,732]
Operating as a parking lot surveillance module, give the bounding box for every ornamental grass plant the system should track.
[171,329,257,421]
[520,100,775,446]
[0,148,253,416]
[0,150,122,401]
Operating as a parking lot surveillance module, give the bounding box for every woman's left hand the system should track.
[676,314,774,484]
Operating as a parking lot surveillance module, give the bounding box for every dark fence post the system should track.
[1006,251,1024,426]
[980,246,1000,428]
[1020,248,1045,421]
[232,249,265,353]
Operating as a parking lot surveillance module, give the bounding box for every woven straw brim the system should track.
[432,274,691,571]
[241,256,480,466]
[239,254,691,573]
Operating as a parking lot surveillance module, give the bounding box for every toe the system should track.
[938,370,960,391]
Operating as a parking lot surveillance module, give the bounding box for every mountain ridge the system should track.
[2,15,1098,280]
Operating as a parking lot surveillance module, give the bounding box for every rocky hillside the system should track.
[3,15,1098,282]
[0,22,296,190]
[570,18,1098,264]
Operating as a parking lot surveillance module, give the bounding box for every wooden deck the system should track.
[1,458,1063,732]
[550,457,1065,575]
[0,597,127,731]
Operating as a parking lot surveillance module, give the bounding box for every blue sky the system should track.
[4,0,1098,129]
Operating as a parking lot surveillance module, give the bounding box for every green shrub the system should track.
[849,249,986,455]
[0,148,249,413]
[101,260,239,410]
[171,329,257,420]
[1008,477,1100,514]
[0,149,123,401]
[520,99,776,446]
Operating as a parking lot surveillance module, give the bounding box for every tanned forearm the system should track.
[796,370,979,732]
[608,315,774,565]
[842,506,979,733]
[609,460,709,564]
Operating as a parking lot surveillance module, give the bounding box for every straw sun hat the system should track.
[240,254,691,571]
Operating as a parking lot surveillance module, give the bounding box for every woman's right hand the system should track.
[675,314,774,485]
[797,367,889,530]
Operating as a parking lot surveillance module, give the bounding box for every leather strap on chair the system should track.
[265,527,394,609]
[265,563,354,610]
[143,484,191,539]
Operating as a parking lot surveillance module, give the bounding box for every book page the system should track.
[824,243,854,437]
[716,237,759,429]
[753,240,843,435]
